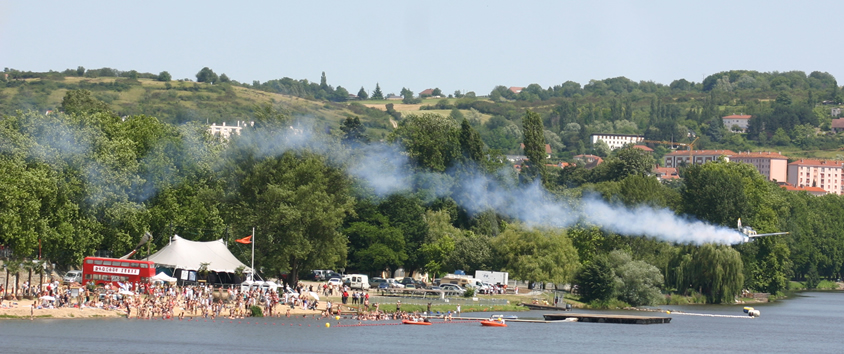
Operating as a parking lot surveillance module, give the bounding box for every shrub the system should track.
[250,306,263,317]
[463,288,475,297]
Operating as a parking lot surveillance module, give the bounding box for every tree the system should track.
[196,67,218,83]
[574,255,616,303]
[227,151,355,286]
[333,86,349,102]
[339,116,369,145]
[219,73,230,83]
[356,87,368,100]
[371,83,384,100]
[420,210,458,277]
[60,89,112,116]
[607,250,664,306]
[676,244,744,303]
[492,225,579,286]
[157,71,171,82]
[522,110,547,183]
[378,194,428,272]
[432,88,443,97]
[76,66,85,76]
[459,119,485,163]
[389,113,461,172]
[344,199,406,274]
[320,71,328,89]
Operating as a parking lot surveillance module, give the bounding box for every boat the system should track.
[402,319,432,325]
[480,320,507,327]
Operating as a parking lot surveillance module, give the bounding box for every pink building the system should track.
[663,150,736,168]
[730,151,788,182]
[787,159,844,195]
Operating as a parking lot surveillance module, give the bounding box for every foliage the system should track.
[492,224,579,285]
[574,255,616,303]
[389,113,460,172]
[675,244,744,303]
[250,305,263,317]
[521,110,547,184]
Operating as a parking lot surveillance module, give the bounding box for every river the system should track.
[1,291,841,353]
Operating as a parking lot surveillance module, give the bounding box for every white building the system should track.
[208,121,251,139]
[722,114,752,132]
[590,133,644,150]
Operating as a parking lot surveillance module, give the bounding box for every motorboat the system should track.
[402,319,432,325]
[480,319,507,327]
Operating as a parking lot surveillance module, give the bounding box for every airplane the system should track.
[738,218,789,242]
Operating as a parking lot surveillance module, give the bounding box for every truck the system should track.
[474,270,509,287]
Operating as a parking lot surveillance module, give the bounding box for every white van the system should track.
[345,274,370,290]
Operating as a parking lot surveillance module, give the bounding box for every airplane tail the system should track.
[737,218,742,228]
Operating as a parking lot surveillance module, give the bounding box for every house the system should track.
[663,150,736,168]
[590,133,645,150]
[781,184,828,196]
[787,159,844,195]
[208,121,251,139]
[831,118,844,133]
[509,87,523,94]
[519,143,552,159]
[730,151,789,182]
[385,93,402,100]
[653,166,680,181]
[722,114,752,132]
[573,154,603,169]
[632,145,653,152]
[545,162,572,169]
[832,107,841,118]
[505,155,527,163]
[419,88,434,97]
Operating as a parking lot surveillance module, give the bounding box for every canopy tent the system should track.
[151,272,177,283]
[147,235,250,273]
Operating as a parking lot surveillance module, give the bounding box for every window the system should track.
[121,262,130,267]
[94,260,103,265]
[140,264,148,268]
[102,261,112,266]
[86,259,93,264]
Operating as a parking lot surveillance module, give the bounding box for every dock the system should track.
[520,302,570,311]
[543,313,671,324]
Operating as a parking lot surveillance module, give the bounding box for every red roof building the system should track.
[574,154,603,169]
[632,145,654,152]
[654,166,679,180]
[831,118,844,133]
[781,184,828,196]
[787,159,844,195]
[419,88,435,97]
[509,87,523,94]
[731,151,789,182]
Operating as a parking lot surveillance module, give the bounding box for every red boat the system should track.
[480,320,507,327]
[402,319,432,325]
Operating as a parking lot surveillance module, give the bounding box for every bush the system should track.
[250,305,263,317]
[463,288,475,297]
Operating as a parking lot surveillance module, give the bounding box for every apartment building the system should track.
[787,159,844,195]
[730,151,788,182]
[590,133,644,150]
[663,150,736,168]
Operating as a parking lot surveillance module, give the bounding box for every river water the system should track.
[1,291,841,353]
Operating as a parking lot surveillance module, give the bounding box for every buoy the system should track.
[335,316,340,320]
[666,311,671,314]
[326,323,330,328]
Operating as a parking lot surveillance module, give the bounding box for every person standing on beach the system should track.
[456,304,461,315]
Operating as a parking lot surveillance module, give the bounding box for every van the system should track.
[345,274,370,290]
[440,276,471,288]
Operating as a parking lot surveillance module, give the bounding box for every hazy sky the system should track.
[1,1,841,96]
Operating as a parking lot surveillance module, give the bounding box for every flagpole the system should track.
[251,227,255,282]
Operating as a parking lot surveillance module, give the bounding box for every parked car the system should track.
[370,277,387,288]
[63,270,82,283]
[440,283,466,295]
[327,278,343,286]
[405,284,417,289]
[385,279,405,288]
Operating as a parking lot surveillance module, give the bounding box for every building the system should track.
[663,150,736,168]
[831,118,844,133]
[208,121,251,139]
[722,114,752,132]
[419,88,435,97]
[781,184,828,196]
[831,107,841,118]
[509,87,523,94]
[573,154,603,169]
[632,145,653,152]
[653,166,679,181]
[787,159,844,195]
[385,93,402,100]
[590,133,645,150]
[730,151,789,182]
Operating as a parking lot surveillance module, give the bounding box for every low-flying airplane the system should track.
[738,218,789,242]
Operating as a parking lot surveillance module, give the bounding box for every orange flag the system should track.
[236,235,252,244]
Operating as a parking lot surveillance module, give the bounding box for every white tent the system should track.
[151,272,177,283]
[147,235,250,273]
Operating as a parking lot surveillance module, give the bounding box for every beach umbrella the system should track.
[309,292,320,301]
[39,295,55,301]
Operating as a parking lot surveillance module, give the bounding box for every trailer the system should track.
[474,270,508,286]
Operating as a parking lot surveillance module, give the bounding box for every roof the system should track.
[520,143,552,154]
[632,145,653,152]
[781,185,828,195]
[419,88,434,95]
[654,166,680,179]
[730,151,788,160]
[664,150,736,156]
[722,114,752,119]
[831,118,844,129]
[590,133,645,138]
[146,235,249,273]
[509,86,523,94]
[789,159,844,167]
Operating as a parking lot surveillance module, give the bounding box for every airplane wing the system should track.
[747,232,789,238]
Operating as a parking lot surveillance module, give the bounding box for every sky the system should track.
[1,0,841,96]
